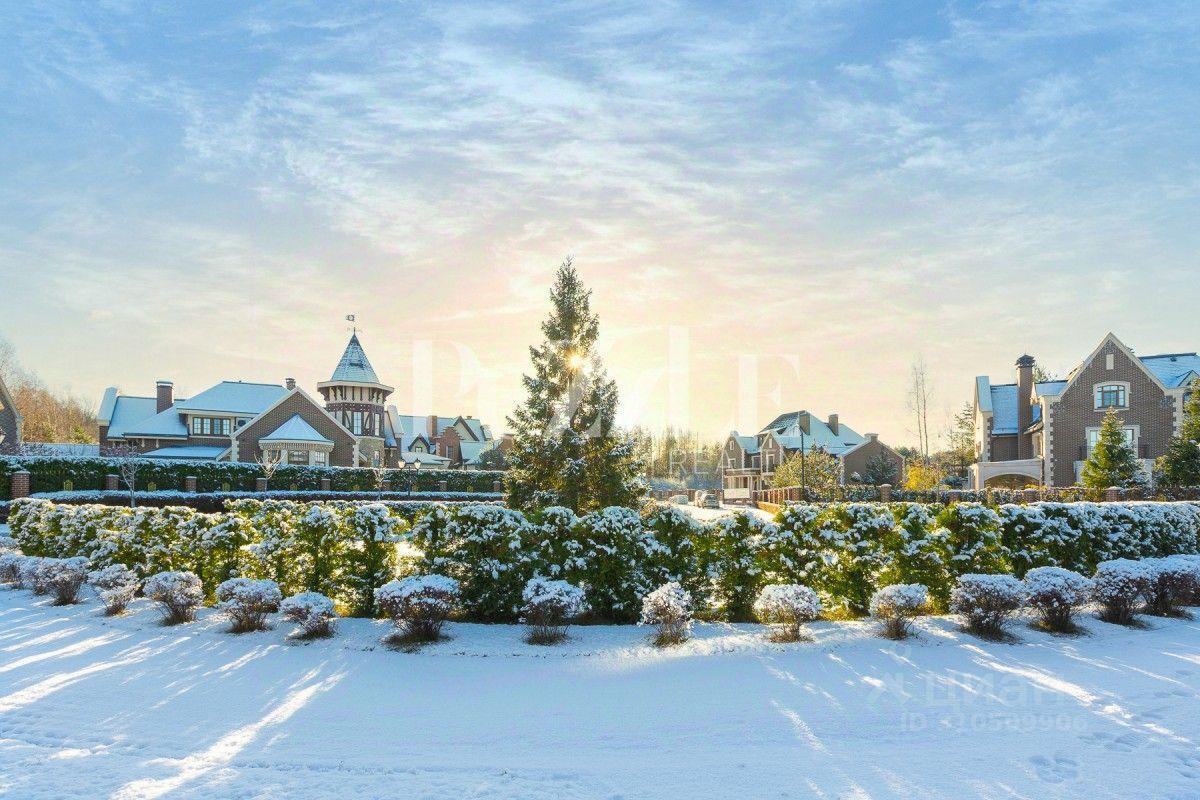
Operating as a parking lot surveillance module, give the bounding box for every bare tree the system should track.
[256,449,283,490]
[107,444,145,508]
[370,451,388,499]
[907,358,933,459]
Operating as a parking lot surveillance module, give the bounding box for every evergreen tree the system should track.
[1156,388,1200,487]
[505,259,645,513]
[862,452,898,485]
[770,446,841,494]
[1081,408,1144,488]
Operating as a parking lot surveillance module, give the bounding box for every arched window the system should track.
[1094,383,1128,409]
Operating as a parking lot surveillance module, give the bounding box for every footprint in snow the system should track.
[1030,754,1079,784]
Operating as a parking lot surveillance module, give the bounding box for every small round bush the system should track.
[375,574,460,643]
[1093,559,1151,625]
[1024,567,1092,633]
[521,578,586,645]
[1173,555,1200,605]
[754,583,822,642]
[280,592,338,639]
[950,574,1026,639]
[869,584,928,640]
[1142,557,1197,617]
[18,557,52,594]
[216,578,283,633]
[89,564,140,615]
[43,557,91,605]
[144,571,204,625]
[640,582,693,647]
[0,552,27,585]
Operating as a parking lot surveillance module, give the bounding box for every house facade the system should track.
[96,333,502,469]
[0,372,21,450]
[721,411,904,502]
[970,333,1199,488]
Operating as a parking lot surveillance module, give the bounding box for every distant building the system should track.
[0,372,21,450]
[96,333,502,469]
[969,333,1199,488]
[720,410,904,501]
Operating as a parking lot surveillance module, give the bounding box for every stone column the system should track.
[10,471,31,500]
[879,483,892,503]
[439,480,448,493]
[256,477,268,492]
[184,476,197,493]
[320,477,331,491]
[104,474,119,491]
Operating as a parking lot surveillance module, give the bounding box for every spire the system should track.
[330,333,381,384]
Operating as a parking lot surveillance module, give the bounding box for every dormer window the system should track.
[1095,383,1128,409]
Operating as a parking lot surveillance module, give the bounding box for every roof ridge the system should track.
[1140,352,1198,360]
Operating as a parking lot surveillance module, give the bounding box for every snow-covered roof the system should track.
[399,451,452,466]
[389,410,457,450]
[459,440,493,463]
[329,334,381,384]
[458,417,491,442]
[123,405,189,438]
[1140,353,1200,388]
[176,382,287,415]
[141,445,227,460]
[987,381,1065,434]
[733,434,759,454]
[260,414,333,444]
[1034,380,1068,398]
[104,396,160,439]
[758,411,866,454]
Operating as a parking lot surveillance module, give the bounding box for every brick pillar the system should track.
[184,476,197,493]
[1104,487,1122,503]
[1023,488,1038,504]
[879,483,892,503]
[320,477,331,491]
[256,477,268,492]
[10,471,30,500]
[439,480,448,492]
[104,474,119,491]
[381,480,391,492]
[493,480,502,493]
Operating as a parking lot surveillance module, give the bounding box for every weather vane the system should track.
[346,313,357,334]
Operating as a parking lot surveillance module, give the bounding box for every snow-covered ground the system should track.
[675,503,775,522]
[2,588,1199,798]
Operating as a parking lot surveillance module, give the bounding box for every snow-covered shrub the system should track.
[1023,567,1092,632]
[89,564,139,615]
[701,511,769,620]
[878,504,950,608]
[144,570,204,624]
[1092,559,1151,625]
[639,582,693,646]
[1141,556,1197,617]
[950,574,1026,638]
[0,552,25,585]
[640,504,705,604]
[573,506,659,622]
[1173,554,1200,605]
[42,556,90,605]
[753,583,821,641]
[869,583,928,639]
[342,503,405,617]
[195,513,253,596]
[375,574,460,642]
[520,577,586,644]
[280,591,338,638]
[216,577,282,632]
[291,504,347,600]
[18,556,52,593]
[771,504,888,617]
[937,504,1010,579]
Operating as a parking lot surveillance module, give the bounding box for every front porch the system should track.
[721,468,768,504]
[968,458,1044,490]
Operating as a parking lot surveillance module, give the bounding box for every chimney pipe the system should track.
[155,380,174,413]
[827,413,839,435]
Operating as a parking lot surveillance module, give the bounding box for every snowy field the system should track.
[2,588,1200,799]
[674,503,775,522]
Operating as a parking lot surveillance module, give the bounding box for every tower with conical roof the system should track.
[317,333,393,466]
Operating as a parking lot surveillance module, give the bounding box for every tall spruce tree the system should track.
[505,259,645,513]
[1081,408,1144,488]
[1156,388,1200,487]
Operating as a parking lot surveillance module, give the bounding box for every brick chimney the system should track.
[427,414,439,439]
[285,377,296,390]
[1015,355,1035,458]
[827,413,839,435]
[865,432,879,442]
[156,380,174,413]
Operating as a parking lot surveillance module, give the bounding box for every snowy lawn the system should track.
[676,504,775,523]
[2,588,1200,799]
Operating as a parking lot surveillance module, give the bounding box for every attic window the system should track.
[1095,383,1128,409]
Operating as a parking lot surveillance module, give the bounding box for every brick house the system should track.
[969,333,1199,488]
[0,372,21,450]
[721,411,904,502]
[96,333,502,469]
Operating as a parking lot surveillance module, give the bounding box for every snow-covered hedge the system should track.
[7,497,1199,624]
[950,574,1027,637]
[869,583,928,639]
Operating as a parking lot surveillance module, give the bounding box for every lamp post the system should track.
[799,430,807,499]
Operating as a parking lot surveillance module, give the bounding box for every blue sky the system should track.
[1,1,1198,445]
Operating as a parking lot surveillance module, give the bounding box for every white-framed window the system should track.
[1094,383,1128,409]
[1086,426,1136,454]
[288,450,308,465]
[191,417,202,434]
[352,411,363,435]
[314,451,327,467]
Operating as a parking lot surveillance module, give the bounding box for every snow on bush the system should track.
[639,582,693,646]
[753,583,821,641]
[89,564,139,615]
[42,556,90,605]
[280,591,338,638]
[343,502,405,618]
[19,556,52,594]
[950,574,1026,638]
[375,574,460,642]
[1023,566,1092,632]
[144,570,204,624]
[1092,559,1152,625]
[520,577,586,644]
[216,578,283,632]
[1141,556,1198,617]
[869,583,928,639]
[0,552,26,585]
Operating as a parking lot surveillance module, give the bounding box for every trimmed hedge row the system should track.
[8,498,1200,622]
[0,455,504,499]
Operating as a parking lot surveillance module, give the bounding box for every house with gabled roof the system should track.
[95,331,503,469]
[0,371,21,450]
[969,333,1199,488]
[721,410,904,501]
